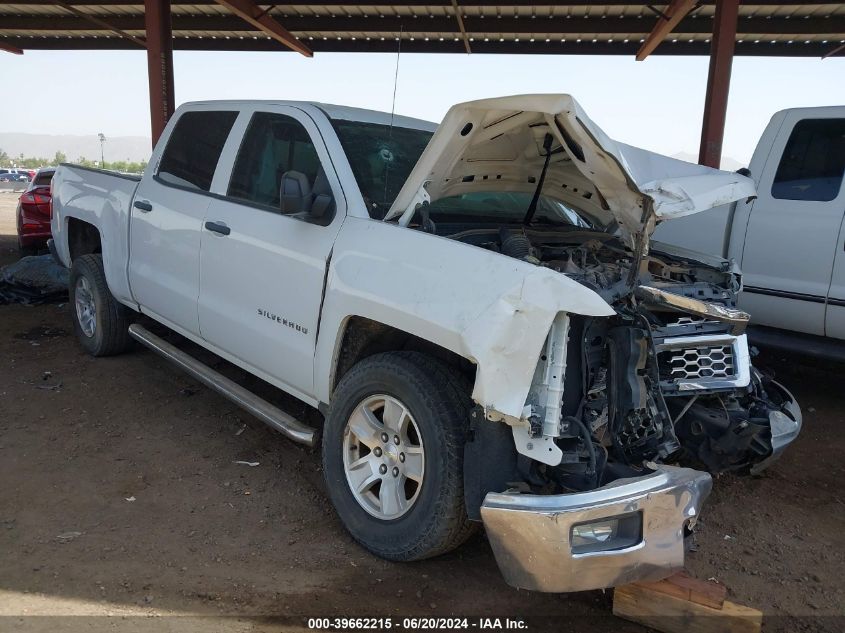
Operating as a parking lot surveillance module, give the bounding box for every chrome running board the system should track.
[128,324,316,447]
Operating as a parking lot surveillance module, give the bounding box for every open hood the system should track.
[385,94,756,248]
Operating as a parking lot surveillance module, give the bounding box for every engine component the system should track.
[499,229,534,260]
[606,326,679,463]
[448,226,797,483]
[672,398,770,472]
[666,370,799,473]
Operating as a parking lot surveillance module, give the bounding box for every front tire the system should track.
[323,352,473,561]
[69,254,133,357]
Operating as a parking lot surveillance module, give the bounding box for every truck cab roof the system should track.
[178,99,437,132]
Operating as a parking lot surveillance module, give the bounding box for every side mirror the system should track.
[736,167,751,178]
[279,171,311,215]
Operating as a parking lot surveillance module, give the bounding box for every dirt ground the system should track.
[1,193,843,632]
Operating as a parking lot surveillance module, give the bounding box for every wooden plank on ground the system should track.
[614,580,762,633]
[635,571,728,610]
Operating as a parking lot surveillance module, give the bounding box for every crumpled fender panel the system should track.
[314,216,614,416]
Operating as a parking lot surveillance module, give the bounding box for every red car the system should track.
[16,167,55,255]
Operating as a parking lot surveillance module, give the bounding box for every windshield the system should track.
[425,192,594,228]
[331,119,433,218]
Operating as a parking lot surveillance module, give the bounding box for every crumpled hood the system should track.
[385,94,756,248]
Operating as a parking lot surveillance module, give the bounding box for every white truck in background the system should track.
[654,107,845,358]
[50,95,801,593]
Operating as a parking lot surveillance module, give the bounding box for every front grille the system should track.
[662,344,735,380]
[656,333,750,393]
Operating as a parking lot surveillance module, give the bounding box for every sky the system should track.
[1,49,844,165]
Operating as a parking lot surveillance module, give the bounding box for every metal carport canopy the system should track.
[1,1,843,166]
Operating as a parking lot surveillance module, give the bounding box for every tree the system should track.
[54,150,67,165]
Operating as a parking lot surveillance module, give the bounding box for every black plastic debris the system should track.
[0,255,69,305]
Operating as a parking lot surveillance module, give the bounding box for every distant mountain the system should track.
[671,151,746,172]
[0,132,152,164]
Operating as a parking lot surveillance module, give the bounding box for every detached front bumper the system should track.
[751,379,802,475]
[480,466,712,593]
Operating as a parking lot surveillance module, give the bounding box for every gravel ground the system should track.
[1,194,843,632]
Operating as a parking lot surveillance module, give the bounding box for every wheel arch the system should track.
[327,316,476,401]
[67,216,102,262]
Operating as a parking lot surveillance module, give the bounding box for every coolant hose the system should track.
[565,416,598,488]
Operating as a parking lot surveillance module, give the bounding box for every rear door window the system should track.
[772,118,845,202]
[157,110,238,191]
[227,112,321,209]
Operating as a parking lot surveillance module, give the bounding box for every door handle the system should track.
[205,221,230,236]
[133,200,153,213]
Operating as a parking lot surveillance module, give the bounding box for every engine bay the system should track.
[443,225,738,306]
[439,224,801,493]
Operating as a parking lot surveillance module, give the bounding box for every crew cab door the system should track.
[829,220,845,339]
[197,106,346,401]
[738,113,845,336]
[824,120,845,337]
[128,108,238,335]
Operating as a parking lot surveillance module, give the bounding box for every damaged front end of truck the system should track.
[386,95,802,592]
[466,231,799,592]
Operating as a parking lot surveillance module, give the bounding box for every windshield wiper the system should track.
[522,133,554,225]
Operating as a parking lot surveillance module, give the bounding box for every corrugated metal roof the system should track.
[1,2,842,56]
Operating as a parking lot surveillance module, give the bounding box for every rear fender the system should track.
[51,165,140,306]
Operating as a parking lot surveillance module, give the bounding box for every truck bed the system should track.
[50,163,142,306]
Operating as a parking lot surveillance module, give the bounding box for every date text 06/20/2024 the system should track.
[307,618,528,630]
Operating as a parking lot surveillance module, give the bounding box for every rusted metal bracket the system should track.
[822,41,845,59]
[0,40,24,55]
[253,3,277,22]
[637,0,698,61]
[213,0,312,56]
[450,0,472,54]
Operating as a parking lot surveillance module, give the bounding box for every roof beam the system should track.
[2,36,833,58]
[212,0,312,56]
[54,0,146,48]
[822,42,845,59]
[636,0,698,61]
[3,0,843,5]
[4,15,843,37]
[0,40,24,55]
[450,0,471,54]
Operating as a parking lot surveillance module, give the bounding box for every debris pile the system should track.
[0,255,68,305]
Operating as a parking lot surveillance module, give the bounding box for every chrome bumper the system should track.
[480,466,712,593]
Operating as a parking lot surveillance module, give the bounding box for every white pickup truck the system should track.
[655,106,845,359]
[50,95,801,593]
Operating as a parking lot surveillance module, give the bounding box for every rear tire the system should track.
[323,352,474,561]
[69,254,133,357]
